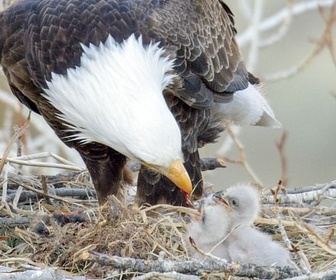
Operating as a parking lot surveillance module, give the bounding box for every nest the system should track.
[9,199,192,278]
[1,168,336,279]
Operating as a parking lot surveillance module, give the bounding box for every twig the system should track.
[261,181,336,204]
[189,235,229,263]
[318,2,336,66]
[261,205,336,217]
[1,163,9,202]
[200,158,227,171]
[8,152,83,166]
[8,178,90,207]
[276,208,305,274]
[133,272,199,280]
[128,158,226,173]
[237,0,335,46]
[0,201,15,219]
[12,186,24,209]
[216,125,241,158]
[275,131,289,186]
[246,0,264,71]
[259,0,293,48]
[207,224,241,258]
[287,180,336,194]
[2,158,83,171]
[0,257,41,266]
[220,124,262,185]
[0,113,30,174]
[14,125,23,174]
[5,188,96,203]
[285,269,336,280]
[2,171,91,190]
[255,217,297,228]
[264,2,336,81]
[0,216,33,228]
[140,204,199,217]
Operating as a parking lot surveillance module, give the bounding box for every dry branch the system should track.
[0,265,86,280]
[133,271,199,280]
[287,269,336,280]
[0,217,32,228]
[264,1,336,81]
[3,188,96,205]
[219,124,262,184]
[275,131,289,186]
[128,158,226,173]
[81,251,298,279]
[2,171,91,189]
[0,114,30,174]
[262,180,336,205]
[237,0,335,47]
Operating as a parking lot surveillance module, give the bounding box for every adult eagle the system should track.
[0,0,275,206]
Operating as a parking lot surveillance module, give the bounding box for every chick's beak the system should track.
[213,191,230,207]
[162,159,192,194]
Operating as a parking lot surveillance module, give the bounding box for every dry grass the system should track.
[0,174,196,278]
[1,164,336,279]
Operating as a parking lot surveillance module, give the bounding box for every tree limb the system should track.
[79,251,299,279]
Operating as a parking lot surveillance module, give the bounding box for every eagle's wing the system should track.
[136,1,249,205]
[147,0,248,106]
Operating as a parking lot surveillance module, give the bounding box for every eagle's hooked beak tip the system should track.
[166,159,192,194]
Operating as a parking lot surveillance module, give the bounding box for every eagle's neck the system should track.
[43,34,182,166]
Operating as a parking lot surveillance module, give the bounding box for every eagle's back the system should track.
[1,0,247,98]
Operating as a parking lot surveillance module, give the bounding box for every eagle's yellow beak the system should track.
[165,159,192,194]
[152,159,192,194]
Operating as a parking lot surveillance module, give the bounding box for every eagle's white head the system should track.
[43,34,192,194]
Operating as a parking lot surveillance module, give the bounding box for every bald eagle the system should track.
[0,0,279,206]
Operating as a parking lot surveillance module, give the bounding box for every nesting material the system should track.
[1,169,336,279]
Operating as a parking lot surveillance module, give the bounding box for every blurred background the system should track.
[204,0,336,190]
[0,0,335,191]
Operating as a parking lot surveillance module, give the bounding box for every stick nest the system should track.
[1,170,336,279]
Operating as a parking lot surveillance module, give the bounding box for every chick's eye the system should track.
[230,198,238,207]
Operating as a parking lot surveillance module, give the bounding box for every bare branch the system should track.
[79,251,298,278]
[264,1,336,81]
[218,124,262,185]
[0,265,86,280]
[288,270,336,280]
[262,180,336,205]
[237,0,335,46]
[275,131,289,186]
[0,114,30,174]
